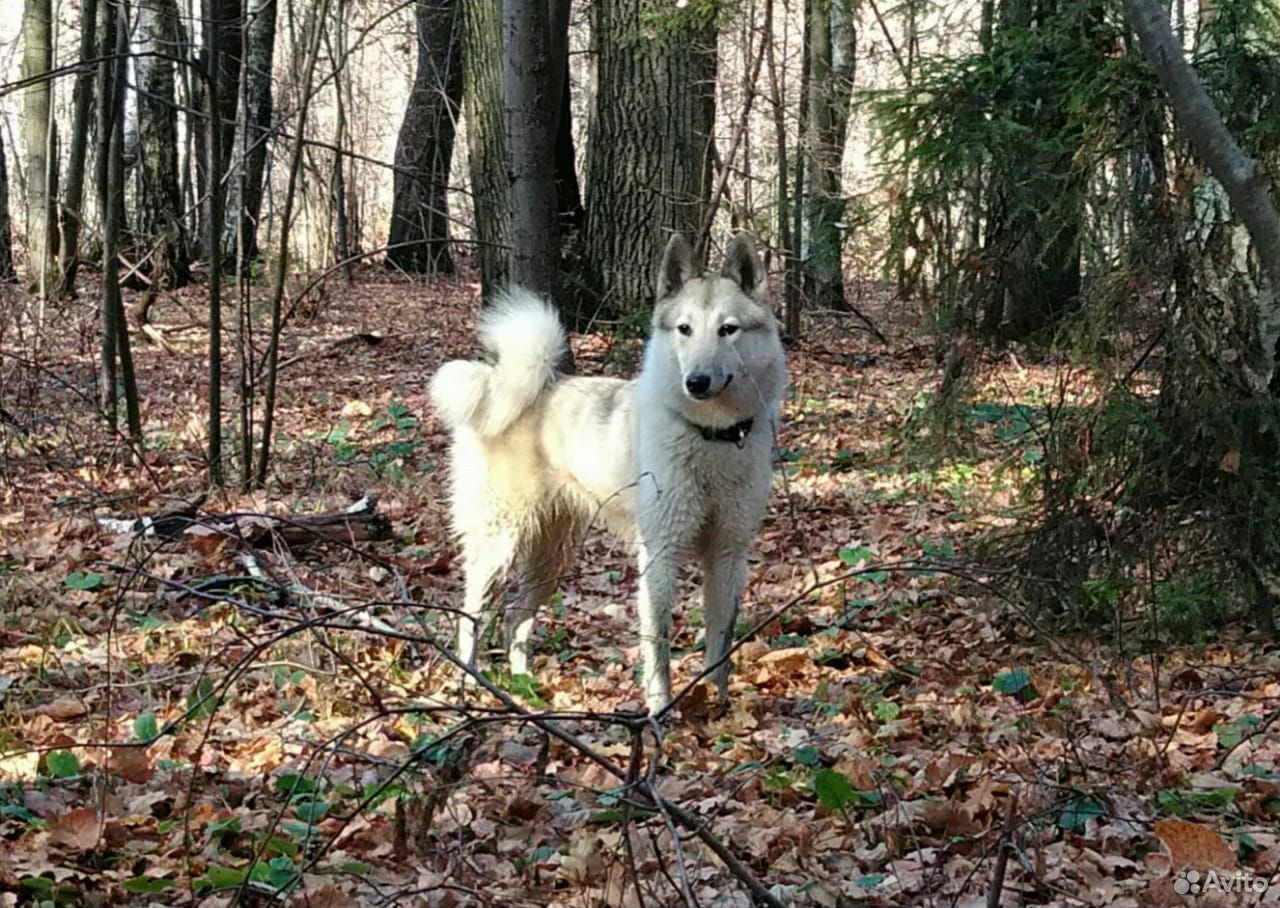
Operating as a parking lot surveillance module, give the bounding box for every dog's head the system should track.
[652,234,782,408]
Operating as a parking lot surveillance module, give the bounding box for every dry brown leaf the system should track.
[48,806,102,852]
[36,698,88,721]
[109,746,153,783]
[1190,708,1220,735]
[757,646,809,666]
[1153,818,1237,870]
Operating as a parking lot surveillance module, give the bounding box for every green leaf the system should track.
[46,750,80,779]
[293,799,330,824]
[872,700,901,722]
[921,538,956,559]
[992,668,1035,698]
[186,677,220,720]
[275,772,318,798]
[65,571,104,591]
[325,425,350,444]
[1058,798,1104,830]
[1156,787,1238,816]
[793,744,822,767]
[122,877,174,894]
[838,546,875,568]
[262,835,299,858]
[1215,714,1261,751]
[813,769,857,811]
[206,816,242,838]
[1241,764,1280,781]
[201,864,247,888]
[133,711,159,742]
[20,877,53,898]
[505,672,547,707]
[266,855,296,889]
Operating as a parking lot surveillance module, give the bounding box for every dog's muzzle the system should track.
[684,372,732,400]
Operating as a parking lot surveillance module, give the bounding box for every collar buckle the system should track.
[695,417,755,446]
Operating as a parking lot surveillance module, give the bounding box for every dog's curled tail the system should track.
[429,288,568,438]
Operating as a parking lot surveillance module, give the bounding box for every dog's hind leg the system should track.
[637,539,679,712]
[505,526,567,677]
[701,547,748,702]
[458,532,518,673]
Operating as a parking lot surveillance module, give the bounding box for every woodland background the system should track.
[0,0,1278,905]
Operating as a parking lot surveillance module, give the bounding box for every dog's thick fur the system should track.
[429,234,787,712]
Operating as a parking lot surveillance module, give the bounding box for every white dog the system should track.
[429,234,787,712]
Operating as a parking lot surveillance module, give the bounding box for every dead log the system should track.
[229,494,392,548]
[99,493,390,550]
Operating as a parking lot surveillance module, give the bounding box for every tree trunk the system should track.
[207,2,225,486]
[223,0,277,265]
[255,0,333,488]
[97,0,120,424]
[803,0,855,311]
[99,1,142,442]
[788,3,809,330]
[58,0,98,296]
[0,132,15,282]
[195,0,243,236]
[763,0,795,337]
[387,0,463,274]
[20,0,59,289]
[1125,0,1280,379]
[136,0,191,289]
[503,0,562,298]
[462,0,510,294]
[575,1,717,324]
[980,0,1086,342]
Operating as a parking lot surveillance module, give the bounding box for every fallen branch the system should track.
[98,493,390,550]
[97,494,207,539]
[276,331,384,372]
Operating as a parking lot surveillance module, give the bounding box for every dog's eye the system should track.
[677,324,692,337]
[719,323,739,337]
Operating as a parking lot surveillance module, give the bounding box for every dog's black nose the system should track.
[685,373,712,396]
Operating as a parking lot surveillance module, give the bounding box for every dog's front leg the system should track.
[637,540,678,712]
[702,548,748,702]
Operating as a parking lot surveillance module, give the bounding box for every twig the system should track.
[987,787,1019,908]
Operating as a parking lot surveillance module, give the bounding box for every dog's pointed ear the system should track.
[722,233,764,296]
[657,234,697,300]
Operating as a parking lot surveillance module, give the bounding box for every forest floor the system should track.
[0,271,1277,908]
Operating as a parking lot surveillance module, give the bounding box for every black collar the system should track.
[689,416,755,447]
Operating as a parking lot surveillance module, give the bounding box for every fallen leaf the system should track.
[36,698,88,721]
[1153,818,1237,870]
[48,806,101,852]
[109,746,153,783]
